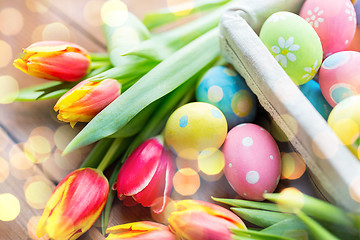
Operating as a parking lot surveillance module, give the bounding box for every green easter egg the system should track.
[260,12,323,85]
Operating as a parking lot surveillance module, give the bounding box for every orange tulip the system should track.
[13,41,90,82]
[106,221,176,240]
[54,78,121,127]
[168,200,247,240]
[36,168,109,240]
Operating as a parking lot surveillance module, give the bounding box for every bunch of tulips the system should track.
[10,0,360,239]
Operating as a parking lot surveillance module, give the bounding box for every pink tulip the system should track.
[105,221,176,240]
[168,200,247,240]
[14,41,90,82]
[116,137,175,214]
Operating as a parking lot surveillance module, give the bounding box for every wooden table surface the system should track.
[0,0,327,239]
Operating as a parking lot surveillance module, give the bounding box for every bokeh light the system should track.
[0,41,13,68]
[0,75,18,104]
[42,22,71,41]
[0,157,9,183]
[281,152,306,180]
[271,114,298,142]
[27,216,41,240]
[24,135,51,164]
[0,8,24,36]
[101,0,128,27]
[25,0,51,13]
[173,168,200,196]
[53,148,82,170]
[167,0,195,16]
[349,176,360,202]
[30,126,55,149]
[277,187,304,213]
[198,149,225,175]
[54,125,78,151]
[83,0,104,27]
[24,176,54,209]
[312,132,339,159]
[0,193,21,221]
[176,156,199,172]
[9,144,34,171]
[151,197,175,224]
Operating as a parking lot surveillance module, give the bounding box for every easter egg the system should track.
[299,80,333,119]
[222,123,281,201]
[319,51,360,107]
[196,66,257,129]
[328,95,360,160]
[164,102,227,160]
[300,0,357,57]
[260,11,323,85]
[354,0,360,25]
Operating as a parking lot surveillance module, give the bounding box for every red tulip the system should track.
[116,137,175,214]
[36,168,109,240]
[54,78,121,127]
[168,200,247,240]
[13,41,90,82]
[105,221,176,240]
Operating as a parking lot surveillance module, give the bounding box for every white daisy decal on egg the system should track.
[305,6,324,28]
[271,36,300,68]
[302,59,320,81]
[345,2,356,23]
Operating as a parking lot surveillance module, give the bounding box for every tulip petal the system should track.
[117,139,163,196]
[106,221,175,240]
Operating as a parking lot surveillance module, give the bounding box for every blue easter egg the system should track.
[299,79,333,120]
[196,66,257,128]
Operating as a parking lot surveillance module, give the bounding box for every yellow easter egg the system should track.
[328,95,360,160]
[164,102,227,160]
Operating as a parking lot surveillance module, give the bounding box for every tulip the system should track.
[116,136,175,214]
[168,200,247,240]
[36,168,109,240]
[13,41,90,82]
[105,221,176,240]
[54,78,121,127]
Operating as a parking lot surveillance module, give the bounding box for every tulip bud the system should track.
[54,78,121,127]
[13,41,90,82]
[116,136,175,214]
[36,168,109,240]
[105,221,176,240]
[168,200,247,240]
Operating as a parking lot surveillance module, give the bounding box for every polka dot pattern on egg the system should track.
[196,66,257,128]
[246,171,260,184]
[179,115,188,128]
[242,137,253,147]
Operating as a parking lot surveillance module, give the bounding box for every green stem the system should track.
[296,211,339,240]
[97,138,125,172]
[81,138,114,168]
[89,52,110,62]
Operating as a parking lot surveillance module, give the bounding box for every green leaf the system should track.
[264,193,356,228]
[143,0,231,30]
[231,228,293,240]
[126,3,229,61]
[63,28,220,154]
[80,138,114,168]
[261,218,311,240]
[231,207,294,228]
[89,52,110,62]
[212,197,280,212]
[15,81,77,101]
[296,211,339,240]
[102,12,151,67]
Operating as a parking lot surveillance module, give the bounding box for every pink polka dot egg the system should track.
[319,51,360,107]
[164,102,227,160]
[222,123,281,201]
[300,0,357,58]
